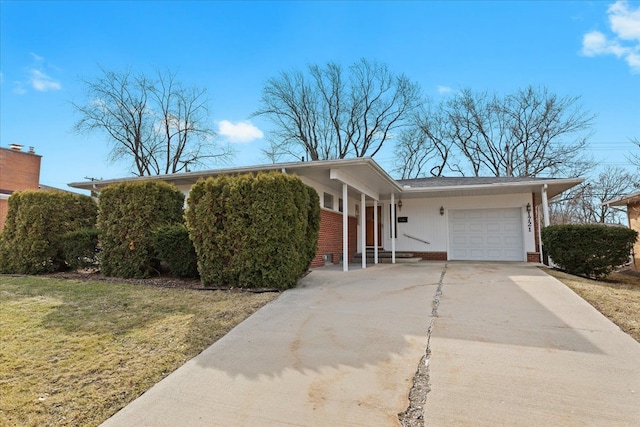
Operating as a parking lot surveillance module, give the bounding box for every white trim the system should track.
[361,193,366,269]
[374,200,379,264]
[330,168,380,200]
[342,183,349,272]
[391,194,396,264]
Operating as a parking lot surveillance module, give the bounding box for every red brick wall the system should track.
[310,209,358,268]
[413,251,448,261]
[0,147,42,230]
[527,252,541,263]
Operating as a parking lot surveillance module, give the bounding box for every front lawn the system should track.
[544,268,640,343]
[0,276,277,426]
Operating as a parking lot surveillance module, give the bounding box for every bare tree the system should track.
[393,103,452,178]
[73,67,232,176]
[629,137,640,172]
[550,166,636,224]
[254,59,421,161]
[398,86,596,179]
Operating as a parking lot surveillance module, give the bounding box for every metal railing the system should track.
[403,233,430,245]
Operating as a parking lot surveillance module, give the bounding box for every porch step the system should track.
[352,251,422,264]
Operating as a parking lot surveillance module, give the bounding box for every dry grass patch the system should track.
[544,268,640,342]
[0,276,277,426]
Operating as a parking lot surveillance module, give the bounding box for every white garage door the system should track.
[448,208,524,261]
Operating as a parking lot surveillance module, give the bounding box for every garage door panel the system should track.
[486,236,501,245]
[449,208,524,261]
[469,223,483,232]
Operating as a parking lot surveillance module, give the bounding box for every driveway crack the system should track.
[398,262,447,427]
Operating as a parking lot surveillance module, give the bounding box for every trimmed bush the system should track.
[152,224,199,278]
[0,190,97,274]
[542,224,638,279]
[98,181,185,278]
[60,227,100,270]
[186,172,320,290]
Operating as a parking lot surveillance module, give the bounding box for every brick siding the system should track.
[310,209,358,268]
[412,251,448,261]
[527,252,541,263]
[0,147,42,230]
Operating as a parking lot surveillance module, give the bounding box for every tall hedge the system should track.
[542,224,638,279]
[186,172,320,289]
[98,181,185,278]
[152,224,199,278]
[0,190,97,274]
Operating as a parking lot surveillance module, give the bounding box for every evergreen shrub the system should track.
[0,190,97,274]
[98,181,184,278]
[152,224,199,278]
[60,227,100,270]
[186,172,320,290]
[542,224,638,279]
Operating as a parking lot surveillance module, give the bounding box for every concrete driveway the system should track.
[426,262,640,426]
[102,263,442,427]
[101,262,640,426]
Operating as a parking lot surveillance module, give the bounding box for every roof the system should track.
[397,175,582,202]
[603,190,640,207]
[68,158,582,203]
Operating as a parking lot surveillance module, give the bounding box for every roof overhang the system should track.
[398,178,583,204]
[68,158,582,204]
[603,191,640,207]
[68,158,402,201]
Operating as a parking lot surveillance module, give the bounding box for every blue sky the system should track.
[1,0,639,190]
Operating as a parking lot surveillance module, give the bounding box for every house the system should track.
[0,144,42,230]
[603,191,640,269]
[68,157,582,271]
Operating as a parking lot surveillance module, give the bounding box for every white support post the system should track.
[541,184,550,227]
[361,193,366,269]
[391,193,396,264]
[343,183,349,272]
[541,184,553,266]
[374,199,379,264]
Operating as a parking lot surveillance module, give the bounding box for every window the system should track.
[323,192,334,210]
[338,198,343,213]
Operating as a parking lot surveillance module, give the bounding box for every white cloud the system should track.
[30,52,45,62]
[437,85,453,94]
[581,1,640,73]
[608,0,640,40]
[217,120,264,143]
[29,69,61,91]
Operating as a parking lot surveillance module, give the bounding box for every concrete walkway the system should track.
[425,262,640,426]
[102,262,640,426]
[102,263,442,427]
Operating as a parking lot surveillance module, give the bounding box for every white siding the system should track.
[377,193,536,256]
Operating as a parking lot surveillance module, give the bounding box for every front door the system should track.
[366,206,383,247]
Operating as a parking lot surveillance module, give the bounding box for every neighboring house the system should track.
[603,191,640,269]
[69,158,582,271]
[0,144,42,230]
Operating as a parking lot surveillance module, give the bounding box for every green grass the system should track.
[0,276,277,426]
